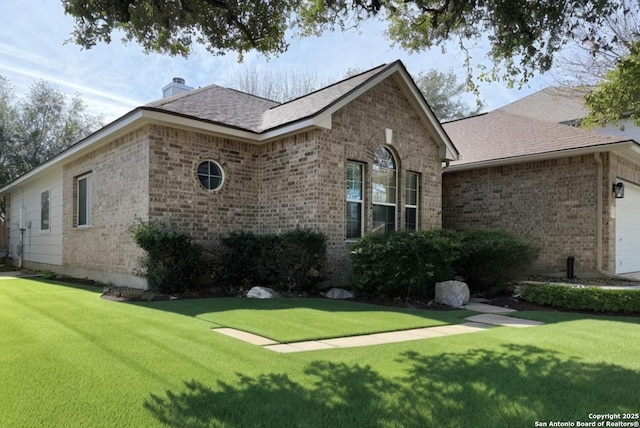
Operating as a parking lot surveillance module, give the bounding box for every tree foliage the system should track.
[62,0,630,84]
[345,66,480,121]
[583,42,640,128]
[0,78,102,188]
[551,0,640,88]
[414,68,482,121]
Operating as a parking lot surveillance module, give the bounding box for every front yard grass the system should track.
[134,297,473,342]
[1,277,639,428]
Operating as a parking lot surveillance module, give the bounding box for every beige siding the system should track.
[7,166,63,267]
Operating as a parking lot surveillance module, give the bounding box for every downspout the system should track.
[594,152,628,279]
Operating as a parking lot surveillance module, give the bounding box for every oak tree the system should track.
[0,78,103,187]
[62,0,632,84]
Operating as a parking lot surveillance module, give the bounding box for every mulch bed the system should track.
[56,273,638,318]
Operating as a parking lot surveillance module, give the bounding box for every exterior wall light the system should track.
[613,182,625,199]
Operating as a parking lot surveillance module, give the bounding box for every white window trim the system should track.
[40,188,51,234]
[346,161,365,241]
[405,171,419,230]
[372,147,398,233]
[76,173,92,228]
[196,160,225,191]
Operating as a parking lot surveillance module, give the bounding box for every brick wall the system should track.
[62,127,150,287]
[145,77,444,285]
[147,125,260,240]
[443,154,600,276]
[60,75,444,288]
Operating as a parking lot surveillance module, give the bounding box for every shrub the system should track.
[218,229,327,293]
[348,230,462,300]
[456,229,538,294]
[521,284,640,313]
[131,221,203,294]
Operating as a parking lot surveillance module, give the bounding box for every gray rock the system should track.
[246,286,280,299]
[435,280,470,308]
[324,288,354,300]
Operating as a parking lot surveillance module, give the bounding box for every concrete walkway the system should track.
[212,301,544,353]
[0,271,23,279]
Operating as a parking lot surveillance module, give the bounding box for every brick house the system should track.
[0,61,458,288]
[442,109,640,278]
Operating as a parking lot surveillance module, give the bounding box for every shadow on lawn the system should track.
[144,344,640,427]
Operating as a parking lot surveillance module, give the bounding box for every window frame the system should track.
[372,146,397,234]
[196,160,225,191]
[40,189,50,232]
[405,171,420,230]
[76,173,92,228]
[346,161,365,240]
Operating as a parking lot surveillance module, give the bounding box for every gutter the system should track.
[444,140,637,173]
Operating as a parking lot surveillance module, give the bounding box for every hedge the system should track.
[218,229,327,293]
[521,284,640,313]
[348,230,461,300]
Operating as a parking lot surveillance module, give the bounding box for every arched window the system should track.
[372,146,397,233]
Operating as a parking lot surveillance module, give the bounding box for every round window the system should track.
[197,160,224,190]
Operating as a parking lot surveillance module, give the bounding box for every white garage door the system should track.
[616,181,640,274]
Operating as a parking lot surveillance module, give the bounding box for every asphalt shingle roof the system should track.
[146,64,388,133]
[497,87,589,124]
[146,85,279,132]
[442,110,626,166]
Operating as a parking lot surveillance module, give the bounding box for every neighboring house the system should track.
[0,61,458,288]
[442,109,640,278]
[499,86,640,142]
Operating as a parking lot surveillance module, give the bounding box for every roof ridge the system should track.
[146,83,222,107]
[268,62,389,111]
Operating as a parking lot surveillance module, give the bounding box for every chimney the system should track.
[162,77,193,98]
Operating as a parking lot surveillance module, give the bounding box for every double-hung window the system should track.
[76,174,92,227]
[346,161,364,239]
[405,172,419,230]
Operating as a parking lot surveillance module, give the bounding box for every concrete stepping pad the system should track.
[464,302,517,313]
[465,314,544,327]
[213,328,278,345]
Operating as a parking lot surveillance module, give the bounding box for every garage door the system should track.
[615,181,640,274]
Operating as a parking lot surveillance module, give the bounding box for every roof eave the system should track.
[443,140,639,173]
[0,109,147,194]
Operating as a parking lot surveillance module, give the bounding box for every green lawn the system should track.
[1,277,640,428]
[134,297,473,342]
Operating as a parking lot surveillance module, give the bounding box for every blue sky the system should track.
[0,1,553,122]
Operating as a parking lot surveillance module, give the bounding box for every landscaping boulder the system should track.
[324,288,354,300]
[435,280,470,308]
[247,286,280,299]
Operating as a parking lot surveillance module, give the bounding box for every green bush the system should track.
[456,229,538,294]
[218,229,327,293]
[348,230,462,300]
[521,284,640,313]
[131,221,203,294]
